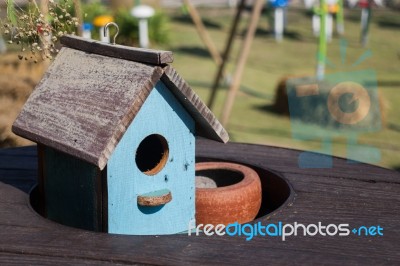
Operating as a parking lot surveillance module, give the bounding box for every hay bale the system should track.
[272,76,292,115]
[0,53,47,148]
[0,97,32,147]
[273,75,387,129]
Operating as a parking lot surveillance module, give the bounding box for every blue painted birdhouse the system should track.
[12,35,229,235]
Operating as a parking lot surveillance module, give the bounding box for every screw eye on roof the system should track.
[104,22,119,45]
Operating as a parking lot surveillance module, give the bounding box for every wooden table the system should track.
[1,139,399,265]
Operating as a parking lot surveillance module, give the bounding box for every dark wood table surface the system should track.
[1,139,399,265]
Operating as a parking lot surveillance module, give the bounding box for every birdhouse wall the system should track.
[40,146,104,231]
[107,81,195,235]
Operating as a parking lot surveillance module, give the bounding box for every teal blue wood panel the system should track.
[107,81,195,235]
[44,147,102,231]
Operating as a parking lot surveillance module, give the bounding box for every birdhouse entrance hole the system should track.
[135,134,169,175]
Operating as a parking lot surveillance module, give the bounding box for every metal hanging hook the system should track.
[104,22,119,45]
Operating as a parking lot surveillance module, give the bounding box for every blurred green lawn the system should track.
[157,7,400,170]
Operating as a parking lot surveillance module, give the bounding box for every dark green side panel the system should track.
[44,147,102,231]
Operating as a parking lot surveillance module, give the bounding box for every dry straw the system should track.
[1,0,79,62]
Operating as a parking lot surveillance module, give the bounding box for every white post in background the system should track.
[131,5,155,48]
[326,13,333,42]
[312,13,333,42]
[304,0,315,8]
[274,7,284,42]
[336,0,345,35]
[138,19,149,48]
[360,7,369,31]
[360,7,370,46]
[336,18,345,35]
[228,0,237,7]
[101,27,110,43]
[0,35,7,54]
[312,14,320,37]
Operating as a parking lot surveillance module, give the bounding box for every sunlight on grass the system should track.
[157,7,400,169]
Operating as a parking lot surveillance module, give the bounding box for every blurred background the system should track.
[0,0,399,169]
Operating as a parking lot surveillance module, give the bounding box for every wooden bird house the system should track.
[12,35,229,235]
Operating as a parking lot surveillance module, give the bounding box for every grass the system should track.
[154,7,400,170]
[1,6,398,169]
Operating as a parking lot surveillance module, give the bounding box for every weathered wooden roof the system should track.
[12,36,228,170]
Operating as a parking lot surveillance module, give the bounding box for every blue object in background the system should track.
[269,0,289,8]
[82,23,93,39]
[83,23,93,31]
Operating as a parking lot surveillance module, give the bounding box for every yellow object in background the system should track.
[328,4,339,14]
[93,15,114,27]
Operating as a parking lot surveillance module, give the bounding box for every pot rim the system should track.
[195,161,260,193]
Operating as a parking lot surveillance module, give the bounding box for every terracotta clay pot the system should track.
[195,162,262,226]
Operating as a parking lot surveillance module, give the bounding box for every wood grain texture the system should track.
[60,35,174,65]
[12,47,164,170]
[0,141,400,264]
[43,146,103,231]
[13,48,228,170]
[0,146,37,193]
[36,144,46,216]
[107,82,195,235]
